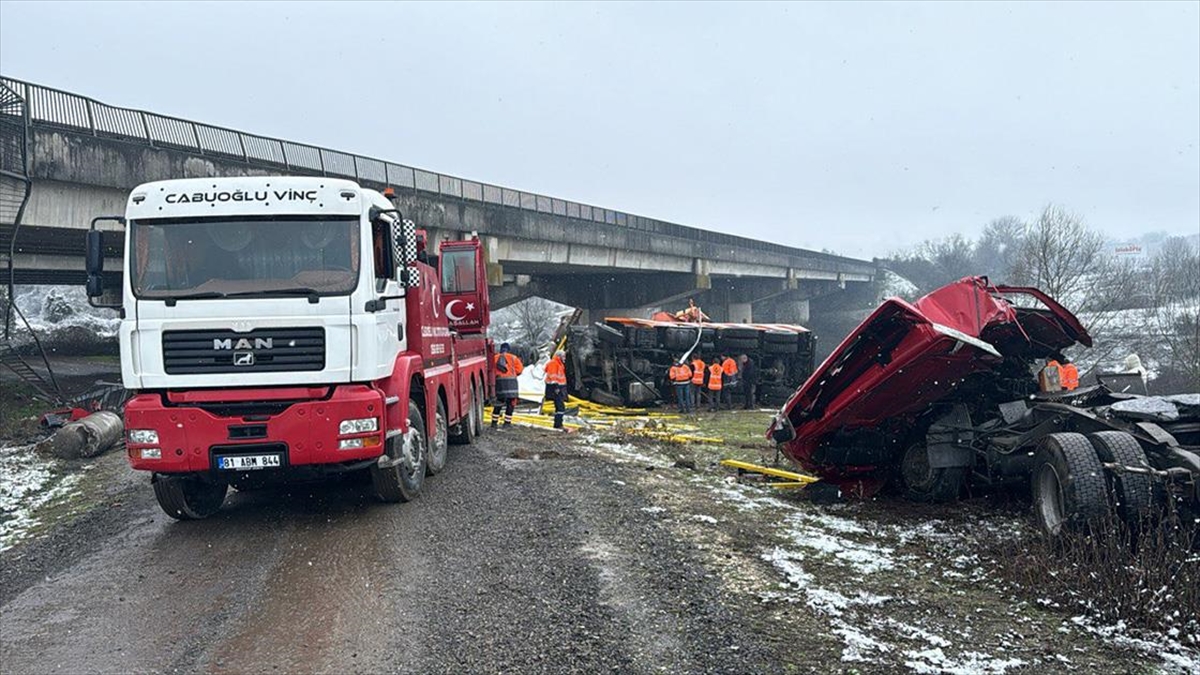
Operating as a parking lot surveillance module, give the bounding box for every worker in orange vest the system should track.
[492,343,524,427]
[707,359,724,412]
[544,349,568,429]
[721,354,739,410]
[669,359,694,413]
[1060,360,1079,391]
[690,355,706,410]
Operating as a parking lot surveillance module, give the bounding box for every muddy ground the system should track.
[1,406,1197,674]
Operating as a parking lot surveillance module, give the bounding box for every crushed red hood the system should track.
[769,276,1090,492]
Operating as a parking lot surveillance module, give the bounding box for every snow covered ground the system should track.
[0,444,83,552]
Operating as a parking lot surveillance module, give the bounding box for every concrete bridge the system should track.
[0,76,875,323]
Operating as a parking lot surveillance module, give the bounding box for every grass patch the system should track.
[0,380,47,442]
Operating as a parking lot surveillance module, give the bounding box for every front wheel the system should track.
[899,443,965,503]
[371,398,426,502]
[152,473,228,520]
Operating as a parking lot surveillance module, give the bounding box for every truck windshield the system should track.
[130,216,359,299]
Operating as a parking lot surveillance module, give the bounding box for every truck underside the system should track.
[565,317,815,407]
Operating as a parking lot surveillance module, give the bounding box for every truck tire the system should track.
[1031,432,1112,538]
[450,386,478,445]
[763,330,798,345]
[899,443,965,503]
[664,327,699,351]
[719,336,759,351]
[719,326,759,341]
[763,340,798,354]
[594,323,625,346]
[371,399,426,502]
[152,473,228,520]
[1088,431,1155,526]
[426,397,450,475]
[472,382,485,437]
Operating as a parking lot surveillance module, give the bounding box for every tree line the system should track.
[879,204,1199,392]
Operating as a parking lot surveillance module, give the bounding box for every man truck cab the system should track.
[86,176,492,519]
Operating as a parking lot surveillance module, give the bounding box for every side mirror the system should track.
[85,229,104,275]
[85,216,125,309]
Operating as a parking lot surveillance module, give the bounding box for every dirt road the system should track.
[1,429,783,674]
[2,423,1194,674]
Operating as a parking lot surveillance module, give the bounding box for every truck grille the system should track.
[162,328,325,375]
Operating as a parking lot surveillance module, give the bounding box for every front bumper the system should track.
[124,385,386,473]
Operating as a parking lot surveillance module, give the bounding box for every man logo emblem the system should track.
[233,352,256,367]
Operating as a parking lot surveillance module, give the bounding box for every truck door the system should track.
[439,239,488,335]
[367,214,403,379]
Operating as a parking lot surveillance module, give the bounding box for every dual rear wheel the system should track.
[1030,431,1154,538]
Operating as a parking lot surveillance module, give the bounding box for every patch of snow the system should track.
[639,506,666,514]
[692,514,718,524]
[903,648,1027,675]
[0,444,81,551]
[835,621,892,662]
[589,441,671,468]
[1069,616,1200,674]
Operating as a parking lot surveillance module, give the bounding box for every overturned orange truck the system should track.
[768,276,1199,538]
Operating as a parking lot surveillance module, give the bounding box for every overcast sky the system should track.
[1,1,1196,258]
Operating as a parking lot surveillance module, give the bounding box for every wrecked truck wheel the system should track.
[1031,432,1112,538]
[152,473,228,520]
[1088,431,1155,527]
[371,399,426,503]
[899,443,964,503]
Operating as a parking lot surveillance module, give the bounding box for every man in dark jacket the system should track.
[740,354,758,409]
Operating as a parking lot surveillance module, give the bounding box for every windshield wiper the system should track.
[162,291,225,306]
[224,288,323,303]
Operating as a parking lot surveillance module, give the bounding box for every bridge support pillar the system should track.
[727,302,753,323]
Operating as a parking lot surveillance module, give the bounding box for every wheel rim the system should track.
[435,407,448,457]
[1035,463,1066,535]
[401,425,424,481]
[901,444,935,491]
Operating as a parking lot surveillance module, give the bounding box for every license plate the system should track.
[217,454,282,471]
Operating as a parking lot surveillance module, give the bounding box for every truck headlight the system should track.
[339,417,378,435]
[140,448,162,460]
[129,429,159,444]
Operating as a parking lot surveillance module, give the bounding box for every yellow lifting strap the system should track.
[720,459,821,487]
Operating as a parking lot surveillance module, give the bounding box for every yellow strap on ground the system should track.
[720,459,820,485]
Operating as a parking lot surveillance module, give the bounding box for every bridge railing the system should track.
[0,76,869,271]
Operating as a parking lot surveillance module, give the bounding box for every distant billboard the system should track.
[1112,243,1145,258]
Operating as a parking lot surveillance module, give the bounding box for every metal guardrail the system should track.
[0,75,873,270]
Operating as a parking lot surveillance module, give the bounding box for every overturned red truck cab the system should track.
[769,276,1199,537]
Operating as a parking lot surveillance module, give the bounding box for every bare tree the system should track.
[1145,238,1200,391]
[1010,204,1140,375]
[510,296,561,352]
[973,216,1025,282]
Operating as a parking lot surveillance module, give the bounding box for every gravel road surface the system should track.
[1,429,782,675]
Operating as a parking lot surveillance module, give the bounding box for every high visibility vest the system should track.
[545,357,566,385]
[707,363,723,390]
[722,357,738,377]
[670,364,691,383]
[691,360,705,385]
[494,353,523,380]
[1061,363,1079,391]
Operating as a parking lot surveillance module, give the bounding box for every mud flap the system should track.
[926,404,974,469]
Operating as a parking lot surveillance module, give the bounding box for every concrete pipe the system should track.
[37,410,124,459]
